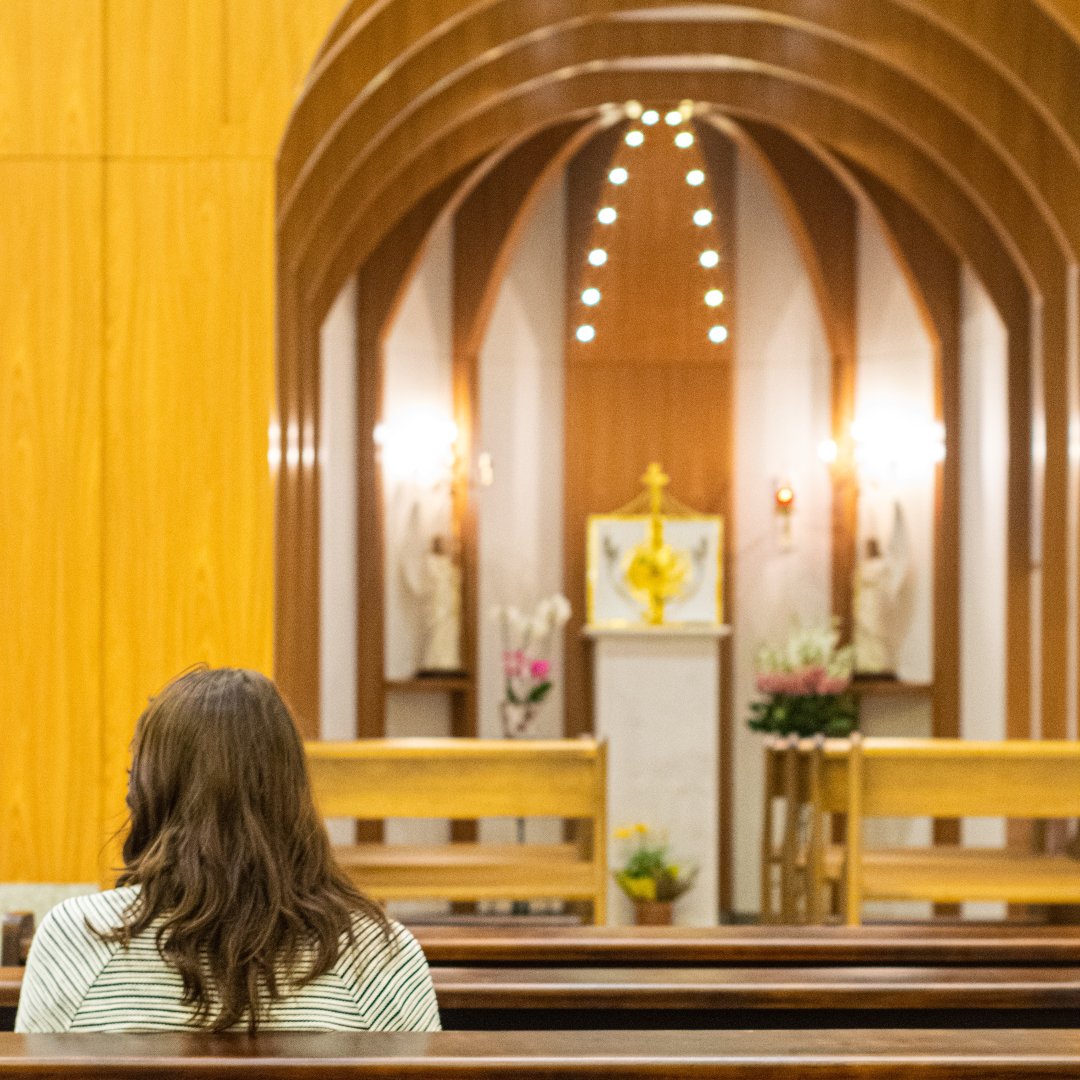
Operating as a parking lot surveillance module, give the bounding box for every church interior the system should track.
[6,0,1080,1072]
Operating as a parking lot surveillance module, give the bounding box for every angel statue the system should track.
[402,533,464,674]
[853,500,909,678]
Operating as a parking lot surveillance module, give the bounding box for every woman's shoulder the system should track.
[333,912,441,1031]
[39,886,141,940]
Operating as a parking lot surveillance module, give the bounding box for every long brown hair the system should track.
[99,666,388,1032]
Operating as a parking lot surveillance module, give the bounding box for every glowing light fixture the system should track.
[582,287,602,306]
[699,250,720,269]
[625,129,645,147]
[693,208,714,227]
[373,407,459,485]
[686,169,706,186]
[709,325,729,344]
[609,166,629,185]
[576,324,596,343]
[588,248,608,266]
[624,100,643,119]
[705,288,725,307]
[818,439,839,465]
[665,109,684,126]
[675,131,695,149]
[597,206,618,225]
[641,109,660,126]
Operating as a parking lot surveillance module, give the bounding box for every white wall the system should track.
[476,176,568,743]
[318,278,359,844]
[732,148,834,914]
[959,265,1009,916]
[380,219,456,867]
[319,277,359,746]
[473,176,568,853]
[855,204,937,686]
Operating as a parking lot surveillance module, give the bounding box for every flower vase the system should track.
[634,900,674,926]
[500,700,537,738]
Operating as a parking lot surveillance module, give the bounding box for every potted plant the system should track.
[747,621,857,737]
[613,824,697,925]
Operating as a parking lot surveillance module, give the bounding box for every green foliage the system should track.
[612,826,697,903]
[747,691,858,737]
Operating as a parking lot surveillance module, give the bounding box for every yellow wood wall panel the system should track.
[106,0,341,157]
[0,0,103,156]
[105,0,226,157]
[101,159,277,848]
[0,162,103,881]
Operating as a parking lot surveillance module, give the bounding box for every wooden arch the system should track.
[276,1,1079,749]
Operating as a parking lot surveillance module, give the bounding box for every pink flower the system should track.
[819,676,850,695]
[530,659,551,680]
[794,665,827,695]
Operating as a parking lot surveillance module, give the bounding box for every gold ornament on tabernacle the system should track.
[586,462,724,628]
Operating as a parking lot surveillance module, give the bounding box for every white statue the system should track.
[853,501,909,677]
[405,535,463,673]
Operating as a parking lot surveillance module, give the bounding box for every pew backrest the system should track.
[306,738,606,821]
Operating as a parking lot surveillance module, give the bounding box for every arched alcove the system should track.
[274,0,1080,916]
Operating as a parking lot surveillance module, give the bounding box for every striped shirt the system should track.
[14,887,441,1033]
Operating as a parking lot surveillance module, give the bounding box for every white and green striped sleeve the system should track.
[14,893,120,1033]
[338,917,442,1032]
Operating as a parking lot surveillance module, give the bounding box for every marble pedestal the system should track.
[586,624,731,926]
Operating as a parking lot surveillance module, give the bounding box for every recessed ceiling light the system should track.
[609,167,629,185]
[705,288,725,307]
[577,325,597,343]
[665,110,684,126]
[588,248,608,267]
[686,169,706,187]
[641,109,660,126]
[709,325,729,344]
[675,131,695,149]
[597,207,618,225]
[582,288,601,306]
[699,250,720,269]
[693,209,714,227]
[625,130,645,147]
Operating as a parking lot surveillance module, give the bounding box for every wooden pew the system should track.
[7,956,1080,1031]
[306,739,607,923]
[806,737,1080,924]
[3,1029,1080,1076]
[413,923,1080,965]
[1,912,32,966]
[433,963,1080,1029]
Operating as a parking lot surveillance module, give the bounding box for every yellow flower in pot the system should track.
[613,825,697,925]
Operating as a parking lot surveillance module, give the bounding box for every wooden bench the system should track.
[805,737,1080,924]
[305,739,607,922]
[432,963,1080,1029]
[2,1029,1080,1076]
[1,913,32,967]
[412,923,1080,965]
[8,953,1080,1031]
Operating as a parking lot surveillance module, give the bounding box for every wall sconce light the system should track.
[774,481,796,550]
[374,406,459,487]
[818,417,945,484]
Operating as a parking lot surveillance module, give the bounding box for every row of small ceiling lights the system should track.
[576,103,728,346]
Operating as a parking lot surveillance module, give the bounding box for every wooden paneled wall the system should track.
[0,1,342,882]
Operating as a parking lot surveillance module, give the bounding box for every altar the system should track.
[586,624,731,925]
